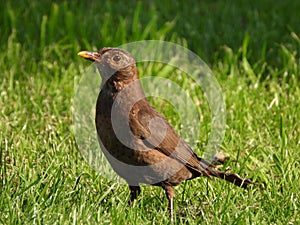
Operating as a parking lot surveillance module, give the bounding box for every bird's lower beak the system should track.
[77,51,98,61]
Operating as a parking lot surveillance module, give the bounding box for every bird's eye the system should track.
[113,55,121,62]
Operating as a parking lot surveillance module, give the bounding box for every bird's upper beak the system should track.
[77,51,99,62]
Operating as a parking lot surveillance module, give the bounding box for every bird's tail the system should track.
[197,157,255,188]
[207,169,255,189]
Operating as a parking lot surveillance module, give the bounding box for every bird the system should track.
[78,47,255,220]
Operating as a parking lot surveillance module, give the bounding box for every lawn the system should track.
[0,1,299,224]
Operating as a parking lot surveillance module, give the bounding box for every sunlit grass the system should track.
[1,1,299,224]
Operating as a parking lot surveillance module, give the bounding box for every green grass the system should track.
[1,0,299,224]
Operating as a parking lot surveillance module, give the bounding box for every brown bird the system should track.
[78,47,254,220]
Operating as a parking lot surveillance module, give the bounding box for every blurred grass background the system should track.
[0,0,299,224]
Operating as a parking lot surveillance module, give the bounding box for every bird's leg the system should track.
[128,185,141,205]
[162,184,175,222]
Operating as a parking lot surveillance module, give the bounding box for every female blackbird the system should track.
[78,48,254,220]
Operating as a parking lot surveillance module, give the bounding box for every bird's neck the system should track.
[101,72,145,101]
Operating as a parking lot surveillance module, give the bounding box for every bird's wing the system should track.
[129,101,211,176]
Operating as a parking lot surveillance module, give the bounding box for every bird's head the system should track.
[78,47,137,81]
